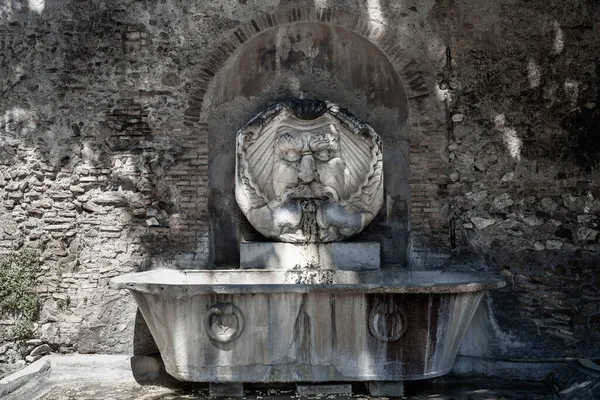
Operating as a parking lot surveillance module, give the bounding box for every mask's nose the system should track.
[298,154,316,183]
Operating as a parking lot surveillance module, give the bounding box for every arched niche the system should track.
[203,22,410,267]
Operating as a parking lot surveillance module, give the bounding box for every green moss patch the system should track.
[0,248,40,340]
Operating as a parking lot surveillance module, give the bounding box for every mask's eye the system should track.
[283,150,301,162]
[314,150,331,161]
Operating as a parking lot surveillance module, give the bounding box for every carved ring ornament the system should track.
[368,302,407,342]
[235,100,384,243]
[205,303,245,344]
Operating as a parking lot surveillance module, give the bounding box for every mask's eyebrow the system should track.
[275,131,303,152]
[308,132,339,152]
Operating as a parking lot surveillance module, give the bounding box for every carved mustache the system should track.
[280,183,339,203]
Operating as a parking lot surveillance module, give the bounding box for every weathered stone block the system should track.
[546,239,564,250]
[471,217,495,230]
[240,241,380,270]
[466,190,488,203]
[577,227,598,242]
[24,354,42,363]
[493,193,513,210]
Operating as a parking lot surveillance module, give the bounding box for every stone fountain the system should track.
[111,100,505,395]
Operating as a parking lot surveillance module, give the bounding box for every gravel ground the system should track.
[40,378,558,400]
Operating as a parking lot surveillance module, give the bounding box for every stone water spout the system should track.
[111,100,505,392]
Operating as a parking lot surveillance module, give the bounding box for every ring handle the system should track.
[204,303,245,343]
[368,302,407,342]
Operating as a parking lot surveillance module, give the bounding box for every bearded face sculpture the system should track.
[235,100,383,243]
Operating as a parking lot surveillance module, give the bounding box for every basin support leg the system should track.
[296,383,353,395]
[368,381,405,397]
[209,383,244,397]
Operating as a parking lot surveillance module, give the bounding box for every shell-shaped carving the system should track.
[235,100,384,243]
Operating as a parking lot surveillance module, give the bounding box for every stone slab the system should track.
[240,241,380,270]
[296,383,352,395]
[0,356,50,399]
[0,354,167,400]
[48,354,145,383]
[452,355,568,380]
[368,381,405,397]
[209,382,244,397]
[550,360,600,400]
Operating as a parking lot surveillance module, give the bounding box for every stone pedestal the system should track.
[209,383,244,397]
[296,383,352,395]
[368,381,405,397]
[240,241,380,270]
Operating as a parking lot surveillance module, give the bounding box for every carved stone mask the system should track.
[235,100,383,243]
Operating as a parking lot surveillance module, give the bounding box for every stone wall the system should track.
[0,0,598,363]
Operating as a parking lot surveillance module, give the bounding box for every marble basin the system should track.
[111,269,505,382]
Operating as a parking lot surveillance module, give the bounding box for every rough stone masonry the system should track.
[0,0,598,369]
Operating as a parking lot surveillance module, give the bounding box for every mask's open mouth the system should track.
[291,195,329,201]
[282,185,339,203]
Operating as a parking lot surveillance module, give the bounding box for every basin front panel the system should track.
[132,290,484,382]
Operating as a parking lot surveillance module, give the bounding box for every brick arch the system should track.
[184,6,437,125]
[184,6,449,265]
